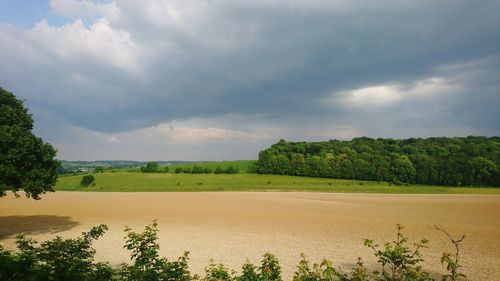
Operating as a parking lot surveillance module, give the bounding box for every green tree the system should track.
[214,166,224,174]
[141,161,159,173]
[468,157,497,186]
[94,166,105,173]
[275,155,291,175]
[290,153,309,176]
[410,154,438,184]
[225,165,239,174]
[352,156,375,180]
[123,221,193,281]
[390,155,416,183]
[80,175,95,186]
[203,261,234,281]
[256,137,500,186]
[0,87,60,199]
[259,253,282,281]
[236,261,259,281]
[192,165,205,174]
[0,224,113,281]
[338,156,355,179]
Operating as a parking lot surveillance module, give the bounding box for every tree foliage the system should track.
[0,225,112,281]
[0,87,60,199]
[0,223,467,281]
[254,137,500,186]
[80,175,95,186]
[122,221,192,281]
[94,166,105,173]
[141,162,159,173]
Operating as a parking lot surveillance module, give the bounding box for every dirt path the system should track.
[1,192,499,280]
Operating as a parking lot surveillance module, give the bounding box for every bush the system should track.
[141,161,159,173]
[94,166,105,173]
[192,165,205,174]
[225,165,239,174]
[203,261,234,281]
[259,253,282,281]
[363,224,432,280]
[0,223,467,281]
[237,261,260,281]
[0,225,113,281]
[122,221,193,281]
[175,167,183,173]
[80,175,95,186]
[214,166,239,174]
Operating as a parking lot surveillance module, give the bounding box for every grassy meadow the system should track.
[164,160,254,172]
[56,171,500,194]
[124,160,255,172]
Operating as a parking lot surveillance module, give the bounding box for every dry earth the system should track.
[1,192,499,280]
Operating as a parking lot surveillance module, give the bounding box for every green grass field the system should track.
[125,160,255,173]
[56,172,500,194]
[164,160,254,172]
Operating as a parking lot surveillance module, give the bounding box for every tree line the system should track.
[252,137,500,186]
[142,162,239,174]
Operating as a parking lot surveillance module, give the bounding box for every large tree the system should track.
[0,87,59,199]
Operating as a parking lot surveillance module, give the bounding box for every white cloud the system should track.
[152,123,259,143]
[31,18,138,71]
[115,0,260,51]
[339,84,402,107]
[49,120,273,160]
[108,136,119,143]
[328,77,459,108]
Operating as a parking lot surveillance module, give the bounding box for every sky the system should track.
[0,0,499,161]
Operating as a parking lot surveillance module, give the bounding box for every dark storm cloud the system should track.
[0,0,498,159]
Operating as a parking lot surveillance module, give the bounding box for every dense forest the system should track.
[253,136,500,186]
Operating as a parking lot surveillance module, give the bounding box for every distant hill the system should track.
[58,160,192,174]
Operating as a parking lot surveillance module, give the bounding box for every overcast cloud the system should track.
[0,0,499,160]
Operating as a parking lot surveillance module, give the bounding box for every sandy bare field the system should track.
[1,192,499,280]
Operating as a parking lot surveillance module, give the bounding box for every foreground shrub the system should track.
[363,224,433,280]
[259,253,282,281]
[121,221,193,281]
[0,224,114,281]
[292,224,466,281]
[0,223,467,281]
[203,261,234,281]
[236,261,260,281]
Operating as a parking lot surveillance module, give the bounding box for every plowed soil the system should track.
[1,192,499,280]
